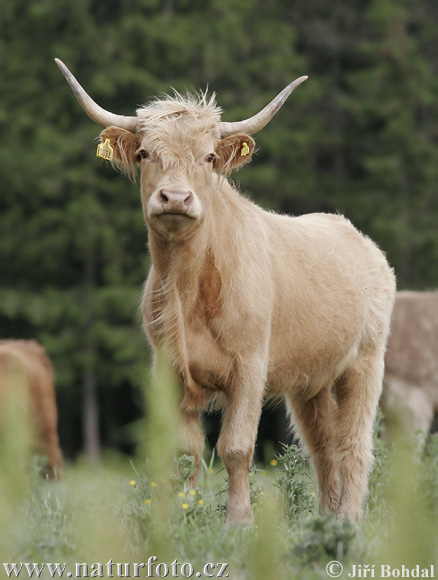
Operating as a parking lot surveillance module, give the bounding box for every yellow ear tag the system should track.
[96,138,114,161]
[241,141,250,157]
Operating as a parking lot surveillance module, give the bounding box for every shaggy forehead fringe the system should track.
[136,89,222,131]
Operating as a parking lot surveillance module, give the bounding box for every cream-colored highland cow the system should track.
[56,59,395,524]
[383,291,438,441]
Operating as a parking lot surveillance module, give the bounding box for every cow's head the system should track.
[55,59,307,241]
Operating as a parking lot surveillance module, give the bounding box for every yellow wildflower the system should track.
[270,459,278,466]
[151,481,157,488]
[189,490,196,496]
[144,499,152,505]
[130,480,136,486]
[178,492,185,498]
[198,499,204,505]
[182,503,189,510]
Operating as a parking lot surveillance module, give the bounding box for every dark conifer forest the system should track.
[1,0,437,458]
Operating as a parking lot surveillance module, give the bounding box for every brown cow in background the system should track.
[0,340,63,479]
[383,291,438,441]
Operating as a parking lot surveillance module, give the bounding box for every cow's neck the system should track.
[148,220,209,305]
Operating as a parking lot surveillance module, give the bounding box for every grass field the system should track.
[1,368,438,579]
[1,421,438,579]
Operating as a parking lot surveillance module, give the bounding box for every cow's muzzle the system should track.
[157,188,194,216]
[147,188,202,235]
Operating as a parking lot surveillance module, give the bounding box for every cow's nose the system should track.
[159,189,193,211]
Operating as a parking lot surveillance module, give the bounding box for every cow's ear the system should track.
[214,134,255,175]
[99,127,140,178]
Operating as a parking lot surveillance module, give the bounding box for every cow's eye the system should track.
[136,148,149,161]
[205,153,215,163]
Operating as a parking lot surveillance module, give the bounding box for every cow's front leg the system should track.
[217,364,265,524]
[179,408,205,483]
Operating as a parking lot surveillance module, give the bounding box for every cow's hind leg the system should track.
[217,364,265,525]
[286,386,340,513]
[333,351,384,520]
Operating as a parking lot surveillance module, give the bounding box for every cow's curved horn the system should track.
[218,76,308,138]
[55,58,138,131]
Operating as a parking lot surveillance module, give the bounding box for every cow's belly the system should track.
[266,339,360,399]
